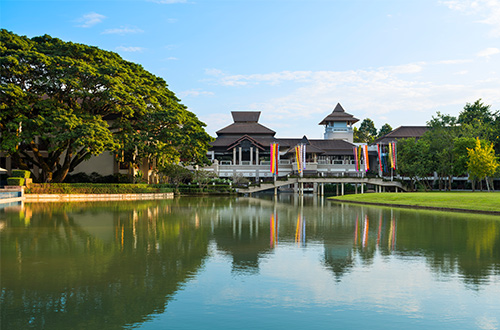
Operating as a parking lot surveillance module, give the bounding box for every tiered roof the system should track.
[216,111,276,137]
[319,103,359,126]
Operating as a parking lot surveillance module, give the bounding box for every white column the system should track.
[233,148,236,165]
[239,147,242,165]
[256,148,259,165]
[250,147,253,165]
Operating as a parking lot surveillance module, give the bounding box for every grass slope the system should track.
[329,192,500,213]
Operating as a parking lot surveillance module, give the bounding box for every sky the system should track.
[2,0,500,139]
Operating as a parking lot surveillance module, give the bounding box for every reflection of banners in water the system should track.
[295,214,306,246]
[354,215,359,244]
[362,214,369,248]
[270,213,278,248]
[389,217,397,250]
[377,213,382,247]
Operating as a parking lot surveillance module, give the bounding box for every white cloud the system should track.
[203,60,500,137]
[116,46,144,52]
[477,47,500,57]
[102,27,144,35]
[77,12,105,28]
[166,57,178,60]
[441,0,500,37]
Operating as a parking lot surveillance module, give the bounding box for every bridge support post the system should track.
[361,183,364,194]
[321,183,324,196]
[341,183,344,196]
[336,184,339,196]
[355,184,357,194]
[313,183,318,195]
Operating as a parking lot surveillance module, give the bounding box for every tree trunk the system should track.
[485,176,491,192]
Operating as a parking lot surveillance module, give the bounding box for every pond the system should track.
[1,195,499,329]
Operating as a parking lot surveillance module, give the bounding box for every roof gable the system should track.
[319,103,359,125]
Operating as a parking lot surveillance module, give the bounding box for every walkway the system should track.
[239,177,406,195]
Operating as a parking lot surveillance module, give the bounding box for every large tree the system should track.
[396,137,432,191]
[354,118,377,143]
[467,138,499,191]
[0,30,212,182]
[378,123,393,138]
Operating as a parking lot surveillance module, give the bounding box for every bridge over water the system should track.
[238,177,406,195]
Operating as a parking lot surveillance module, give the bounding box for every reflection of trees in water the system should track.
[392,209,500,288]
[326,206,500,288]
[1,201,210,330]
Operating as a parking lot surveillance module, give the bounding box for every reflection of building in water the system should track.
[211,205,273,275]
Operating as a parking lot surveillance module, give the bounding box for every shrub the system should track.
[11,170,30,178]
[25,183,173,194]
[7,177,25,186]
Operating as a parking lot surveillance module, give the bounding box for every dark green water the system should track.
[1,195,499,329]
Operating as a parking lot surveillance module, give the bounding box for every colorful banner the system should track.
[392,142,397,170]
[377,144,383,172]
[353,147,359,171]
[364,145,369,172]
[295,144,306,173]
[270,143,279,175]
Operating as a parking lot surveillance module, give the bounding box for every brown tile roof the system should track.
[216,122,276,136]
[373,126,428,145]
[319,103,359,125]
[231,111,260,123]
[308,139,356,155]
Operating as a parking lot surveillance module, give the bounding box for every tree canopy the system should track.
[467,138,499,191]
[354,118,378,143]
[395,100,499,190]
[378,123,393,138]
[0,30,213,182]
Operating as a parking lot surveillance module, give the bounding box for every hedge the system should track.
[7,177,25,186]
[11,170,31,178]
[26,183,173,194]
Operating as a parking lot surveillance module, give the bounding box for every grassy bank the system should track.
[329,192,500,213]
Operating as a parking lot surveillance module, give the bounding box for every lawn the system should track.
[329,192,500,213]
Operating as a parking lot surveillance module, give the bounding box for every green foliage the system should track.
[0,30,213,183]
[7,177,25,186]
[467,138,499,191]
[26,183,173,194]
[355,118,377,143]
[157,164,193,190]
[11,169,30,178]
[396,138,432,190]
[63,172,131,183]
[378,123,393,138]
[458,99,495,126]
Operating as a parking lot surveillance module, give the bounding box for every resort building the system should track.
[203,103,366,179]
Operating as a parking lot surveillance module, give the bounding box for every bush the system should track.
[64,172,132,183]
[25,183,173,194]
[7,177,25,186]
[11,170,30,178]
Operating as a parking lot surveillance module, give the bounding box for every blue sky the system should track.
[2,0,500,138]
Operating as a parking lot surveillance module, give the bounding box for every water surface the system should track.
[1,196,499,329]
